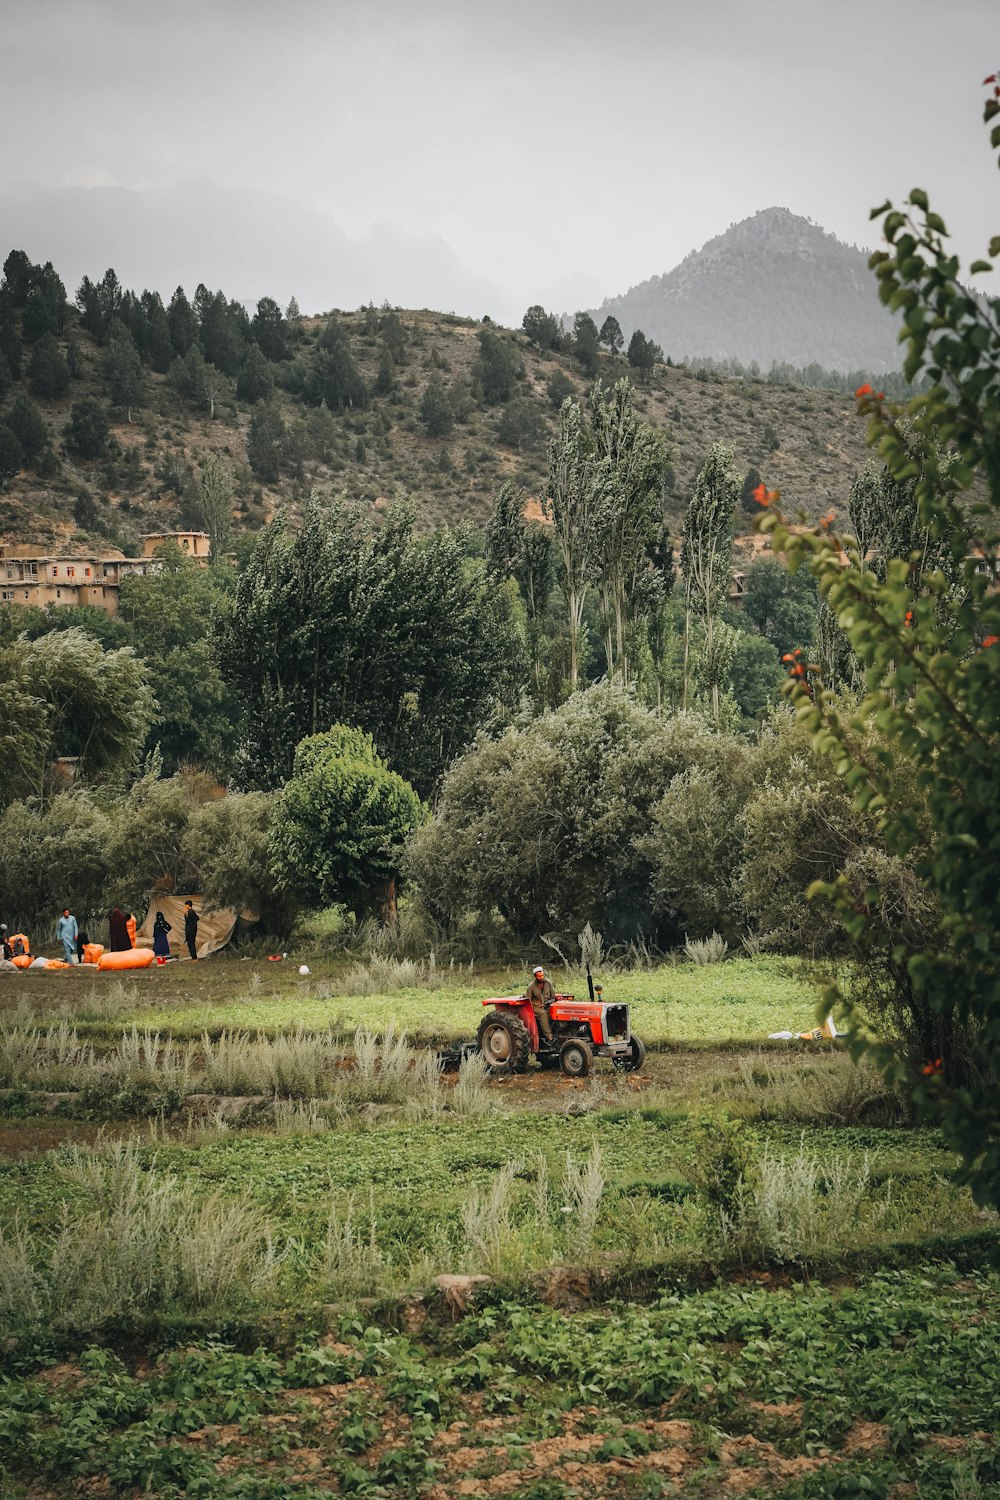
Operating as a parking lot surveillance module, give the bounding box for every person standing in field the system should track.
[56,907,78,964]
[152,911,172,958]
[183,900,199,961]
[108,907,130,951]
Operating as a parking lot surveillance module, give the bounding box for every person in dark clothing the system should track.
[152,911,172,958]
[183,900,199,960]
[76,928,89,963]
[108,907,130,952]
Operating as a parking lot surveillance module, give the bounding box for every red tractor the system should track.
[476,967,645,1078]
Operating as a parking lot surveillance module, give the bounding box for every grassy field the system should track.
[1,953,997,1498]
[3,954,826,1045]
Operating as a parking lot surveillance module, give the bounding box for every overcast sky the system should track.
[2,0,996,320]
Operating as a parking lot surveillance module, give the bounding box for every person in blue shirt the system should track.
[55,908,78,965]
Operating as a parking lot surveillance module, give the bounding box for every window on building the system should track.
[67,567,75,578]
[85,568,91,577]
[1,590,12,602]
[56,589,62,600]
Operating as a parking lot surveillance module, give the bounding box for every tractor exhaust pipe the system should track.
[586,962,595,1003]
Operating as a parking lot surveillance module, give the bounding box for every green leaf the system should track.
[969,260,993,274]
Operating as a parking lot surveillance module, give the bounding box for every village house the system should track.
[0,532,211,615]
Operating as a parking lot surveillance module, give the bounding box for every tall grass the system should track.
[683,932,729,965]
[0,1140,279,1337]
[732,1142,892,1261]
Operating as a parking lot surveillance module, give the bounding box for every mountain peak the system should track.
[592,209,898,373]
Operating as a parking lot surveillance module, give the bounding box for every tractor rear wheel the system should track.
[477,1010,531,1076]
[613,1034,646,1074]
[559,1037,593,1078]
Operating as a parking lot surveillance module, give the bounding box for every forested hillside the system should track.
[591,207,906,372]
[0,246,882,554]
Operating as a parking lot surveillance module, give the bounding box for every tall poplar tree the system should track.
[590,379,666,682]
[545,399,604,692]
[681,443,740,724]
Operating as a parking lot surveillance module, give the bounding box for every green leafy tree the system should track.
[486,482,553,697]
[589,378,667,681]
[183,345,232,419]
[546,369,575,409]
[167,286,197,356]
[27,334,70,400]
[757,84,1000,1204]
[139,289,173,372]
[0,292,21,380]
[475,328,520,404]
[302,317,368,410]
[419,376,454,437]
[599,315,624,361]
[572,311,600,376]
[219,497,521,796]
[627,328,661,383]
[6,393,49,468]
[0,628,155,801]
[521,305,562,351]
[247,402,286,482]
[182,789,295,937]
[544,398,604,690]
[118,546,238,774]
[65,397,110,459]
[272,726,425,925]
[728,627,784,720]
[249,296,288,361]
[407,684,726,943]
[497,395,545,452]
[102,326,143,422]
[379,309,407,364]
[681,444,740,723]
[740,556,818,658]
[2,250,33,305]
[0,422,22,487]
[186,453,234,559]
[0,792,115,932]
[236,343,274,404]
[194,285,247,375]
[75,268,123,342]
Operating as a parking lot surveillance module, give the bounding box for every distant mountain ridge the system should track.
[592,207,904,375]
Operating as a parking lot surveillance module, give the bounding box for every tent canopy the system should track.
[137,895,249,959]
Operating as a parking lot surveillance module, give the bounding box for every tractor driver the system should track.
[524,965,555,1045]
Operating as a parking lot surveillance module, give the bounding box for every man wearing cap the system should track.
[524,965,555,1044]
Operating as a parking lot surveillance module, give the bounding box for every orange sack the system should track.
[126,914,137,947]
[82,943,105,965]
[11,954,33,969]
[97,948,156,971]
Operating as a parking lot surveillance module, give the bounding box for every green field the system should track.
[8,955,827,1045]
[1,954,997,1498]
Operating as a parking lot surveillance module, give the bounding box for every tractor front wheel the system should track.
[559,1037,593,1078]
[477,1010,531,1076]
[613,1034,646,1074]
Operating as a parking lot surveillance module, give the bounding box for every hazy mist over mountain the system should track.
[2,0,995,336]
[0,181,516,322]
